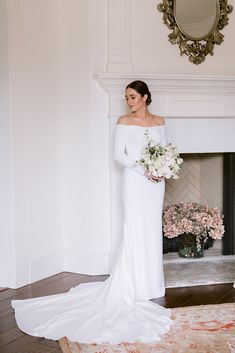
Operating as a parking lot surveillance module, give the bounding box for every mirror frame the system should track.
[157,0,233,65]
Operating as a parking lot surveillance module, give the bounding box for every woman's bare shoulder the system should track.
[117,115,131,125]
[152,115,165,126]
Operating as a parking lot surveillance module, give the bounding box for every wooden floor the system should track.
[0,272,235,353]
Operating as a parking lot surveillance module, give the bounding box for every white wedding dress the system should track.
[12,124,172,344]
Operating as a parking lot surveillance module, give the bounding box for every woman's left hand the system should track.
[149,175,163,183]
[145,171,163,183]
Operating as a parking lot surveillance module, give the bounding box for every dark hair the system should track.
[125,80,152,106]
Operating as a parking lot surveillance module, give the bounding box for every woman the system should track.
[114,80,168,299]
[12,80,172,344]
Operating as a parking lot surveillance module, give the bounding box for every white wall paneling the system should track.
[0,0,63,288]
[106,0,132,73]
[0,0,16,288]
[58,0,110,277]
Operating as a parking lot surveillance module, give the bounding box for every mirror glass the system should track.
[174,0,219,39]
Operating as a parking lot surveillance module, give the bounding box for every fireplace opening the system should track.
[163,153,235,258]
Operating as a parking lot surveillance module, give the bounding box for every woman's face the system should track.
[125,88,147,113]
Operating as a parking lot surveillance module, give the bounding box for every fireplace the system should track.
[164,152,223,255]
[94,74,235,265]
[164,152,235,257]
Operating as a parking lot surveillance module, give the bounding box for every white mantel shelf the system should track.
[95,73,235,95]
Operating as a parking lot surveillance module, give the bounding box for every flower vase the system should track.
[178,233,204,258]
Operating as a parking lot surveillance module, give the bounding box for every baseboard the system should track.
[29,250,63,284]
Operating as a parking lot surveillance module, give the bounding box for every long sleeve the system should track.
[114,125,145,176]
[160,125,167,147]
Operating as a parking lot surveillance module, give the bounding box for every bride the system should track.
[12,80,173,344]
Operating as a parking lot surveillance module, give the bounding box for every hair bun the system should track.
[126,80,152,106]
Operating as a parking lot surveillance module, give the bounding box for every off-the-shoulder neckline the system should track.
[117,124,165,128]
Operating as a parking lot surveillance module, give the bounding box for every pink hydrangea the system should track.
[163,202,224,240]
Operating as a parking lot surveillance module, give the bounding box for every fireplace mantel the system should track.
[95,73,235,95]
[95,74,235,153]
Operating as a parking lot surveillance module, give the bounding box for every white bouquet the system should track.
[138,131,183,180]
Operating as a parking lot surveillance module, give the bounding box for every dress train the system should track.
[12,124,173,343]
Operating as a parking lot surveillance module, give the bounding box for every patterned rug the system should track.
[59,303,235,353]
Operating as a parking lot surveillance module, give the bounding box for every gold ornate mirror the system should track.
[157,0,233,64]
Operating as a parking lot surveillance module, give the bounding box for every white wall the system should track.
[1,0,235,288]
[131,0,235,75]
[0,0,63,288]
[58,0,110,275]
[0,0,15,287]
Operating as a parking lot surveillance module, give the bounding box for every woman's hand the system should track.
[144,171,163,183]
[149,175,163,183]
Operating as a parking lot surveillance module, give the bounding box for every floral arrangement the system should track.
[138,130,183,179]
[163,202,225,240]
